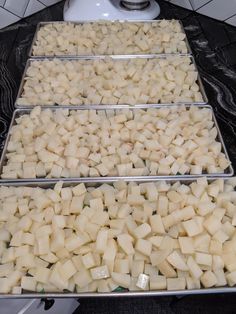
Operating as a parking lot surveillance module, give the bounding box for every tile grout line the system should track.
[224,13,236,22]
[1,6,22,18]
[1,0,47,22]
[192,0,213,12]
[0,0,6,7]
[22,0,30,18]
[37,0,54,7]
[188,0,194,11]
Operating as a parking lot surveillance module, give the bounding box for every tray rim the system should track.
[1,287,236,299]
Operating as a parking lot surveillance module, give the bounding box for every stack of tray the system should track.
[0,20,235,298]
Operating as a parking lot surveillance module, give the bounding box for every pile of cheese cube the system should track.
[1,106,230,179]
[1,178,236,294]
[32,20,188,56]
[17,56,203,106]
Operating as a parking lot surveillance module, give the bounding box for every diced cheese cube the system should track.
[35,267,51,284]
[96,229,108,253]
[136,273,149,290]
[167,277,186,290]
[21,276,37,291]
[74,270,92,288]
[186,277,200,289]
[149,215,165,234]
[179,237,194,254]
[157,195,169,217]
[60,260,77,280]
[0,278,11,293]
[114,259,129,274]
[81,253,96,269]
[187,256,203,279]
[90,265,110,280]
[203,215,221,235]
[133,223,151,239]
[195,252,212,267]
[182,219,202,237]
[135,239,152,256]
[158,260,177,278]
[167,251,188,271]
[200,271,217,288]
[226,271,236,287]
[131,260,144,278]
[150,275,167,290]
[117,234,135,255]
[111,272,130,288]
[214,268,227,287]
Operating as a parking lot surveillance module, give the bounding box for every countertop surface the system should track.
[0,0,236,313]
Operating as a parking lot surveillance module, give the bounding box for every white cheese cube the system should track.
[200,271,217,288]
[61,260,77,280]
[35,267,51,284]
[149,215,165,234]
[133,223,151,239]
[74,270,92,288]
[21,276,37,291]
[167,251,188,271]
[136,273,149,290]
[81,253,96,269]
[187,256,203,279]
[167,277,186,290]
[117,234,135,255]
[90,265,110,280]
[111,272,130,288]
[135,239,152,256]
[179,237,194,254]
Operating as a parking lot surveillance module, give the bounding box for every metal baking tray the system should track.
[28,20,193,58]
[0,104,233,183]
[0,177,236,298]
[15,55,208,108]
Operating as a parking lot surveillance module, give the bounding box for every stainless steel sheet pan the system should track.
[15,55,208,108]
[28,20,193,58]
[0,104,233,183]
[0,177,235,298]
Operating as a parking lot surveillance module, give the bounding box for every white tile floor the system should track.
[165,0,236,25]
[197,0,236,21]
[1,0,236,29]
[0,6,19,29]
[24,0,45,18]
[0,0,61,29]
[190,0,210,10]
[4,0,29,17]
[0,298,78,314]
[226,14,236,27]
[169,0,192,10]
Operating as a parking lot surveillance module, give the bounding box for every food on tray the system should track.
[0,178,236,294]
[16,56,203,106]
[32,20,188,56]
[1,106,230,179]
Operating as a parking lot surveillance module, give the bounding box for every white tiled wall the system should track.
[0,298,79,314]
[0,0,61,29]
[1,0,236,29]
[167,0,236,26]
[169,0,192,10]
[190,0,211,10]
[197,0,236,21]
